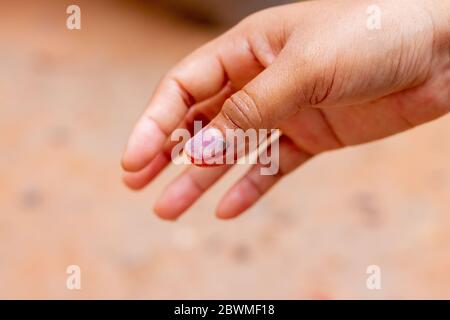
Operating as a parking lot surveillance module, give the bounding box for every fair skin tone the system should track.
[121,0,449,220]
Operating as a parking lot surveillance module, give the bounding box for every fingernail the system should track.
[184,127,227,163]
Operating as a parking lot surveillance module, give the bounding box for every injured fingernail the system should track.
[184,127,227,163]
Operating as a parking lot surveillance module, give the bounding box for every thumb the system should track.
[184,57,300,165]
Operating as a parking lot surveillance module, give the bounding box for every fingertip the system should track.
[122,172,145,191]
[121,147,154,173]
[215,206,240,220]
[183,126,229,167]
[153,199,180,221]
[216,203,243,220]
[122,118,167,172]
[122,156,167,190]
[120,150,137,172]
[120,155,132,171]
[121,158,141,173]
[121,142,149,172]
[216,193,244,220]
[217,180,261,219]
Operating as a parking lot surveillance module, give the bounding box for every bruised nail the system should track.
[184,128,227,164]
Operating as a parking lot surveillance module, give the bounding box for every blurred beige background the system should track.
[1,0,450,299]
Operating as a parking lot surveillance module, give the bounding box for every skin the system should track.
[121,0,449,220]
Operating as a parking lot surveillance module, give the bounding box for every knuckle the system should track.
[221,90,264,129]
[301,61,337,107]
[306,74,335,106]
[295,42,339,107]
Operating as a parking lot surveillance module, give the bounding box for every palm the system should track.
[280,73,448,155]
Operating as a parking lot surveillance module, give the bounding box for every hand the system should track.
[121,0,449,220]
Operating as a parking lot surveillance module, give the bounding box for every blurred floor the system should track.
[1,0,450,299]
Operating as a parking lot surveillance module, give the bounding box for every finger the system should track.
[154,165,231,220]
[122,30,269,173]
[183,52,301,165]
[122,84,234,190]
[121,42,228,172]
[122,153,170,190]
[216,136,311,219]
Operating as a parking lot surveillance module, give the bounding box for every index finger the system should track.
[121,42,228,172]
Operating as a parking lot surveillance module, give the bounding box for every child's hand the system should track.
[122,0,449,220]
